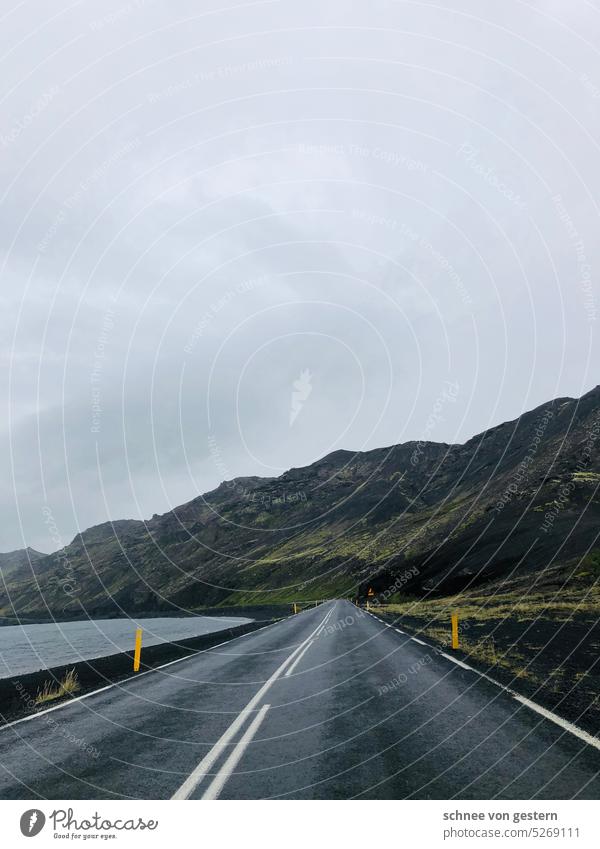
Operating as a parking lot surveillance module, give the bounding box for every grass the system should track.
[35,669,80,705]
[382,569,600,624]
[372,557,600,687]
[461,636,531,679]
[389,617,534,679]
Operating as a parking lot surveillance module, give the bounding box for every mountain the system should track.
[0,547,46,581]
[1,386,599,617]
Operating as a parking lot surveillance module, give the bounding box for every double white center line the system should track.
[201,704,271,800]
[284,640,315,677]
[171,603,334,800]
[284,605,335,678]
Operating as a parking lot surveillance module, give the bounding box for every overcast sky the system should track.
[2,0,599,553]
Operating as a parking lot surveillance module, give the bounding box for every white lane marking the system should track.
[394,629,404,634]
[315,607,334,636]
[0,615,297,733]
[438,653,600,752]
[367,609,600,752]
[440,652,472,669]
[511,694,600,750]
[171,604,336,800]
[284,640,314,677]
[201,704,270,800]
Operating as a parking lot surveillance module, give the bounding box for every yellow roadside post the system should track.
[133,627,143,671]
[366,600,370,611]
[451,613,459,649]
[293,602,298,614]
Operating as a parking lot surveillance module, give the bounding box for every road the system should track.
[0,599,599,799]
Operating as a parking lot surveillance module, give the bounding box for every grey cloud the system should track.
[2,0,599,552]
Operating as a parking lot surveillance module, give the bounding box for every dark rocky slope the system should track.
[1,386,599,617]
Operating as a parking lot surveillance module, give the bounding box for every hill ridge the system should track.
[1,384,599,615]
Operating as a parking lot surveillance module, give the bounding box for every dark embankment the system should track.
[370,567,600,737]
[0,618,277,725]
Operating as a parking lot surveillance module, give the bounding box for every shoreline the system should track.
[0,617,278,726]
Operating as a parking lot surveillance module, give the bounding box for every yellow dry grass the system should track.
[35,669,80,705]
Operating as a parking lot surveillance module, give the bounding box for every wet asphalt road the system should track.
[0,599,599,799]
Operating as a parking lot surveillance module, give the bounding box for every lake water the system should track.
[0,615,252,678]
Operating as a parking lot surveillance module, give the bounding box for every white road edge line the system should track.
[370,611,600,753]
[284,640,314,677]
[511,694,600,750]
[0,611,310,733]
[434,657,600,752]
[171,603,336,800]
[201,704,270,800]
